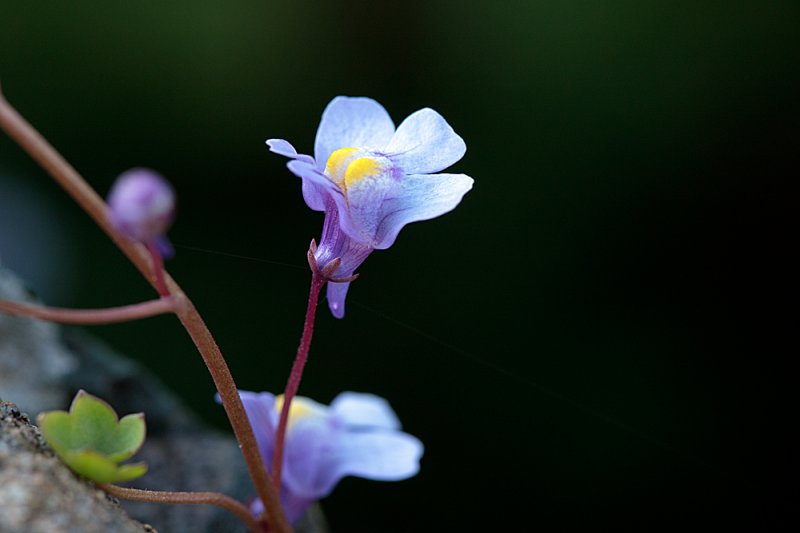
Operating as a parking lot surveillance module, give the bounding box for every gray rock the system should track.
[0,398,155,533]
[0,266,78,413]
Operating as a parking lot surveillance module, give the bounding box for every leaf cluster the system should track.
[38,390,147,483]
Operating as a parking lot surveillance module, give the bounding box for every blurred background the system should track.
[1,1,796,531]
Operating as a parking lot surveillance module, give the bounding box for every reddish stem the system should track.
[145,241,170,297]
[272,271,326,490]
[99,484,260,532]
[0,297,176,324]
[0,88,291,533]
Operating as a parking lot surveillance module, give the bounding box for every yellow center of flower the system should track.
[325,147,384,191]
[274,395,317,429]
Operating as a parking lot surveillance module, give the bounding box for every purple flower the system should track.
[107,168,175,258]
[237,390,423,524]
[268,96,473,318]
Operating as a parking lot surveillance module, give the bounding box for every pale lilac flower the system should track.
[107,168,175,257]
[236,390,423,523]
[268,96,473,317]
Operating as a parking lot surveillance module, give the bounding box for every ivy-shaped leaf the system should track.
[37,390,147,483]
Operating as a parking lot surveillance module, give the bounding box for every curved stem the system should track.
[145,242,170,297]
[0,88,291,533]
[272,271,325,490]
[99,484,260,532]
[171,293,290,529]
[0,297,176,324]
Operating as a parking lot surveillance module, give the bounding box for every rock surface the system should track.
[0,266,78,413]
[0,399,154,533]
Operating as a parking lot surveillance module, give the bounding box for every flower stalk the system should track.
[0,297,176,325]
[272,242,359,489]
[271,247,325,489]
[99,485,260,532]
[0,88,291,533]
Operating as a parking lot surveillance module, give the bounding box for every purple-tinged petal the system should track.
[286,160,340,212]
[314,97,395,171]
[282,416,332,498]
[373,173,473,249]
[283,415,423,499]
[266,139,316,165]
[249,498,264,520]
[383,108,466,174]
[314,199,374,273]
[249,494,314,527]
[330,392,401,430]
[341,161,401,245]
[284,423,423,499]
[313,204,374,318]
[329,431,422,482]
[280,492,315,525]
[237,391,278,467]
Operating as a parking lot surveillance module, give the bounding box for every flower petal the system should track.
[314,97,396,171]
[383,108,466,174]
[342,163,400,245]
[266,139,316,165]
[313,199,374,318]
[286,160,341,212]
[283,419,423,499]
[373,173,473,249]
[237,391,277,464]
[313,202,375,273]
[330,392,401,430]
[282,417,332,498]
[330,431,422,482]
[281,493,315,526]
[249,494,314,526]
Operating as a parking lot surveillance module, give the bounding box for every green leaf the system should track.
[60,449,149,483]
[38,390,147,483]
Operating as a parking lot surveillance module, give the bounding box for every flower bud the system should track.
[107,168,175,245]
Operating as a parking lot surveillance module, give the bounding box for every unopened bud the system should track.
[107,168,175,245]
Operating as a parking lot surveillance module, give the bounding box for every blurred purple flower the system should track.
[107,168,175,257]
[268,96,473,318]
[237,390,423,523]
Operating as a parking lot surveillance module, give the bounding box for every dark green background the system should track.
[1,1,796,531]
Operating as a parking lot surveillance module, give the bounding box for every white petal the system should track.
[330,392,402,430]
[266,139,315,165]
[374,173,474,249]
[383,108,466,174]
[283,421,423,499]
[314,97,396,171]
[342,163,398,244]
[329,431,423,483]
